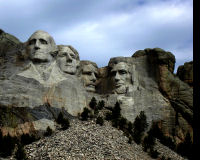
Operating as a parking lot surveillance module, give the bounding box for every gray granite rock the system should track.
[0,31,193,146]
[177,61,193,87]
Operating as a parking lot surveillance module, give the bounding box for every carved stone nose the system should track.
[115,72,120,81]
[34,46,40,50]
[115,79,119,82]
[66,59,72,63]
[91,73,96,81]
[66,54,73,62]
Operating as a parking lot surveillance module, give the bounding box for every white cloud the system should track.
[0,0,193,70]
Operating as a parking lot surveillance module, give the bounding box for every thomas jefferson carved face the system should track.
[27,30,56,62]
[111,62,131,94]
[81,63,98,92]
[57,46,79,75]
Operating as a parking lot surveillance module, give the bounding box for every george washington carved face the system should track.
[26,30,56,62]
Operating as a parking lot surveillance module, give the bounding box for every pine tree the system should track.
[96,116,104,126]
[61,118,70,130]
[81,108,91,121]
[20,133,37,145]
[57,112,64,124]
[112,102,121,119]
[150,122,163,139]
[177,132,193,159]
[97,100,105,110]
[118,117,127,130]
[149,148,159,158]
[56,112,70,130]
[127,122,133,134]
[142,128,155,152]
[15,143,27,160]
[89,97,97,109]
[44,126,53,136]
[132,111,148,144]
[105,112,113,120]
[0,133,18,157]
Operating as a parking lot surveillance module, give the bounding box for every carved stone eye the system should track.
[29,39,36,45]
[70,54,76,59]
[83,72,92,76]
[39,39,48,44]
[58,52,67,57]
[111,71,117,76]
[119,70,127,74]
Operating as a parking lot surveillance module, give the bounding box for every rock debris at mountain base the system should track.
[23,118,186,160]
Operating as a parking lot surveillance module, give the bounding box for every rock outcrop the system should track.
[177,61,193,87]
[132,48,193,143]
[0,29,22,57]
[0,30,193,146]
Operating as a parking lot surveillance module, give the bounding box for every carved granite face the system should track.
[26,30,56,62]
[81,64,98,92]
[57,46,79,75]
[111,62,131,94]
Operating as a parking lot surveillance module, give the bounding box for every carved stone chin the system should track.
[85,84,96,92]
[31,51,53,63]
[62,65,77,74]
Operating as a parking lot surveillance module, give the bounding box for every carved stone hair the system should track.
[80,60,98,68]
[108,57,132,73]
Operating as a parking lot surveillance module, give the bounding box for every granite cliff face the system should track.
[0,30,193,145]
[177,61,193,87]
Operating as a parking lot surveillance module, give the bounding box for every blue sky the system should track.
[0,0,193,72]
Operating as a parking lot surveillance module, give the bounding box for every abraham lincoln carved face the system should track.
[110,62,132,94]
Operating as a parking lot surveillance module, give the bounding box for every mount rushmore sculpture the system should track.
[0,30,193,144]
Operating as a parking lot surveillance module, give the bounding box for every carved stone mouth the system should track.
[87,84,95,88]
[115,83,124,87]
[86,84,96,92]
[34,51,45,54]
[32,58,49,63]
[65,63,73,66]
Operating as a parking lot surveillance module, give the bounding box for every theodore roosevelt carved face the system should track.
[26,30,56,62]
[80,61,98,92]
[110,62,131,94]
[57,45,80,75]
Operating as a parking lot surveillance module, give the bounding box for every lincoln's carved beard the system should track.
[111,62,131,94]
[57,46,79,75]
[27,31,55,63]
[81,64,97,92]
